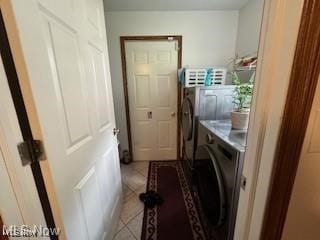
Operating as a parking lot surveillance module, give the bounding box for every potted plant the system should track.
[231,74,254,130]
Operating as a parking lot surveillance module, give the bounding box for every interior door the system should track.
[4,0,121,239]
[125,41,178,161]
[0,56,47,239]
[282,77,320,239]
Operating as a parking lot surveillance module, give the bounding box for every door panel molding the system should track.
[88,43,112,131]
[40,13,93,149]
[120,35,182,161]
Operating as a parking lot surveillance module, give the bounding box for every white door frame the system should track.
[234,0,305,239]
[120,36,182,161]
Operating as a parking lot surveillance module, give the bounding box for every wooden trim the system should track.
[120,35,182,161]
[261,0,320,239]
[0,215,8,240]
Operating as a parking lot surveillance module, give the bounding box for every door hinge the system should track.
[17,140,46,166]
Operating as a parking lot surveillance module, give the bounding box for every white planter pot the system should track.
[231,111,250,130]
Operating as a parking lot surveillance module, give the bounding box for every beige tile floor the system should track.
[114,161,149,240]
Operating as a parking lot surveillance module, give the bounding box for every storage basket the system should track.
[184,68,226,87]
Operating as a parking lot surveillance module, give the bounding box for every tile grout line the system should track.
[124,183,147,193]
[137,167,149,175]
[115,222,125,235]
[125,225,138,240]
[118,162,148,240]
[126,183,140,192]
[126,209,144,240]
[122,182,134,196]
[122,207,144,226]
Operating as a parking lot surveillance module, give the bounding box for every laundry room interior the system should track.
[1,0,318,239]
[104,0,265,239]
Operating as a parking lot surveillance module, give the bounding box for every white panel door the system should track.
[0,56,47,239]
[6,0,121,239]
[282,77,320,239]
[125,41,178,161]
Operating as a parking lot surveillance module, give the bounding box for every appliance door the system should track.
[194,144,226,227]
[181,97,193,142]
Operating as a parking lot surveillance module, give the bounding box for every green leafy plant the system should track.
[232,73,254,112]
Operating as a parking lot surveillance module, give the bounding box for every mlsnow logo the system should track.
[2,225,60,237]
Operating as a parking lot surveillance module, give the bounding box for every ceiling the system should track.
[104,0,250,11]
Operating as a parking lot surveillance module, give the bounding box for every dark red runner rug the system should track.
[141,161,206,240]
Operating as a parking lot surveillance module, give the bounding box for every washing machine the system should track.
[193,120,246,240]
[181,85,235,170]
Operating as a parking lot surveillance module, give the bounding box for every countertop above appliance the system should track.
[200,120,247,152]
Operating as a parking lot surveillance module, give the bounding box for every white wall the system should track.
[105,11,239,151]
[236,0,264,56]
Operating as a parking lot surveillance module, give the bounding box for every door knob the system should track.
[113,128,120,136]
[171,112,176,117]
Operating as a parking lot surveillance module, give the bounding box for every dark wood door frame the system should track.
[120,35,182,161]
[0,215,8,240]
[261,0,320,239]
